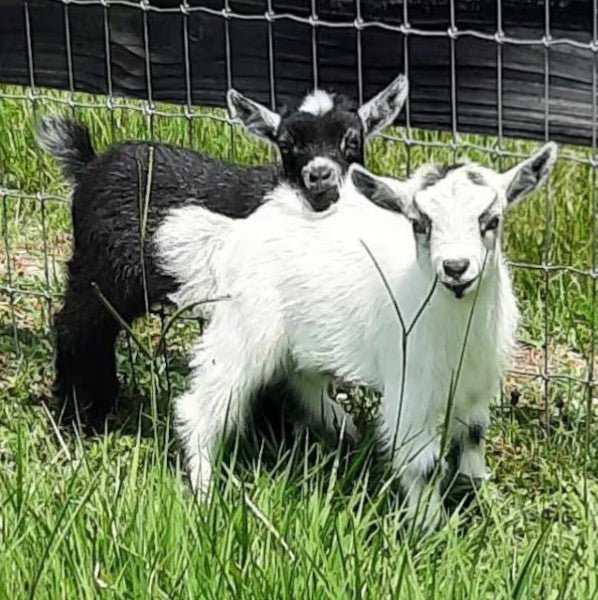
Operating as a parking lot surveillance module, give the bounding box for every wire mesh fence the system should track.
[0,0,596,433]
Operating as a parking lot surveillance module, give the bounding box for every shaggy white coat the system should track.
[156,143,557,529]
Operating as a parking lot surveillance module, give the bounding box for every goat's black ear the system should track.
[227,89,281,142]
[501,142,558,209]
[358,74,408,139]
[350,166,408,214]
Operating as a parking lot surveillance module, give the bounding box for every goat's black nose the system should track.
[443,258,470,279]
[307,165,334,187]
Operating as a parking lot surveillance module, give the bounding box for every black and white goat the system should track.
[155,143,557,529]
[37,75,408,426]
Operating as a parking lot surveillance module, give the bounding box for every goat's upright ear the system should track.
[350,165,410,214]
[499,142,558,210]
[358,74,408,139]
[227,89,281,142]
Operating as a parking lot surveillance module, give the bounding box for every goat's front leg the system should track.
[175,324,281,499]
[444,400,491,504]
[379,388,446,532]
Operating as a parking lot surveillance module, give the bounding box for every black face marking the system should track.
[442,279,475,299]
[420,163,465,190]
[483,216,500,232]
[468,423,484,446]
[479,198,501,233]
[276,106,365,210]
[467,170,487,186]
[409,200,431,238]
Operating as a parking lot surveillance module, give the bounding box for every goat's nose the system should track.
[443,258,470,279]
[307,165,334,186]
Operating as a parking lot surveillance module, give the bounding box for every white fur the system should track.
[301,156,342,190]
[155,144,557,530]
[299,90,335,116]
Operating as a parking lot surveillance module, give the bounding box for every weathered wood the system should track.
[0,0,594,146]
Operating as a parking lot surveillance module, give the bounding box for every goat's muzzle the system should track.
[305,186,340,212]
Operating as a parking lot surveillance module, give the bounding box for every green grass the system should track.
[1,86,597,598]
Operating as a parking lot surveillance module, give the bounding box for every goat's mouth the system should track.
[442,279,477,299]
[305,186,340,212]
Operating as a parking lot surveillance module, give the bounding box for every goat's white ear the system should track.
[500,142,558,210]
[350,165,409,214]
[358,74,408,139]
[227,89,281,142]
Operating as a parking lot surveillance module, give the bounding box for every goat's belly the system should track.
[290,328,381,387]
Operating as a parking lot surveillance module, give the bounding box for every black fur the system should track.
[275,109,364,210]
[36,117,95,182]
[466,170,487,186]
[52,140,284,425]
[468,422,484,446]
[41,94,367,428]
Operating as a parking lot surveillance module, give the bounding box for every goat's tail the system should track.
[36,115,96,182]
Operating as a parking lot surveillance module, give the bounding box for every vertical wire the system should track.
[266,0,277,164]
[103,0,116,143]
[63,0,75,119]
[25,0,53,336]
[223,0,235,161]
[182,0,194,148]
[496,0,506,416]
[542,0,552,434]
[1,191,20,354]
[403,0,412,177]
[448,0,458,164]
[142,1,155,140]
[583,0,598,519]
[355,0,364,162]
[310,0,319,90]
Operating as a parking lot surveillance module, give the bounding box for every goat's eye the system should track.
[483,216,500,232]
[342,133,361,154]
[277,139,293,154]
[345,137,359,150]
[412,219,429,235]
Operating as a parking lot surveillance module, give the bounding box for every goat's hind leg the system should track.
[54,282,121,428]
[175,323,283,500]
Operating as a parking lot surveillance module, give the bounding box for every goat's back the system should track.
[67,140,279,307]
[158,184,425,383]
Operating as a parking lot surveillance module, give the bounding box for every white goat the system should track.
[156,142,557,529]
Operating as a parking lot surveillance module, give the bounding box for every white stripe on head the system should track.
[299,90,335,116]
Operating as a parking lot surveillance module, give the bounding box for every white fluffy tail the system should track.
[36,116,96,182]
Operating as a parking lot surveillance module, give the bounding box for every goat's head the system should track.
[227,75,408,211]
[351,142,558,298]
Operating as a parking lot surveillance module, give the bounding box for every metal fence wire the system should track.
[0,0,596,431]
